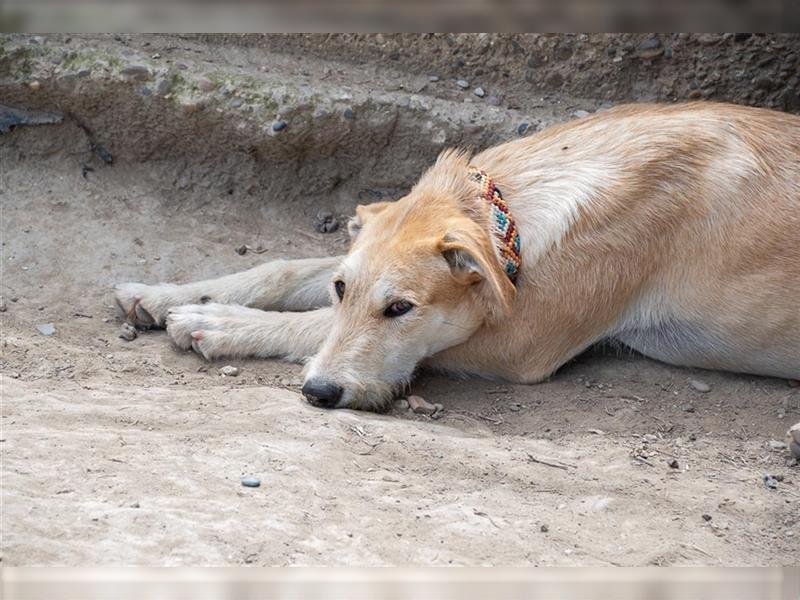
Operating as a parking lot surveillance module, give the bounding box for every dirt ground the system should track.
[1,34,799,567]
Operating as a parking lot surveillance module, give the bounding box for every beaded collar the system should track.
[468,167,521,283]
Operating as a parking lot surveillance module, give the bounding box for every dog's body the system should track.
[116,102,800,410]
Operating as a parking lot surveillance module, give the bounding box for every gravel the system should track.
[313,210,339,233]
[219,365,240,377]
[473,87,485,98]
[455,79,470,89]
[118,322,138,341]
[271,120,286,132]
[241,477,261,488]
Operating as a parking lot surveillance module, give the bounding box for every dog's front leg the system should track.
[166,304,332,362]
[115,256,341,328]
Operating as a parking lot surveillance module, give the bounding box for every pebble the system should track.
[788,423,800,459]
[121,64,150,80]
[428,75,440,82]
[473,87,486,98]
[689,379,711,393]
[155,77,172,96]
[220,365,240,377]
[701,513,712,522]
[130,501,140,508]
[197,77,216,92]
[343,107,356,120]
[393,398,409,411]
[235,244,248,255]
[517,122,529,136]
[540,524,549,532]
[667,458,679,469]
[118,323,138,341]
[272,120,287,132]
[0,297,6,312]
[455,79,470,89]
[241,477,261,488]
[486,95,501,106]
[638,36,665,59]
[768,439,788,451]
[572,109,590,118]
[313,210,339,233]
[407,395,437,415]
[763,474,779,489]
[29,80,41,91]
[36,323,55,336]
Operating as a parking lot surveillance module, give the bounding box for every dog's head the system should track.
[302,150,517,410]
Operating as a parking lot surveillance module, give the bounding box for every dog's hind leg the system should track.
[115,256,341,328]
[166,304,333,362]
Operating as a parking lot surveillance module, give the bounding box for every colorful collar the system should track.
[469,167,521,283]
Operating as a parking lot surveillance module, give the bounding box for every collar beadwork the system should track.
[469,167,521,283]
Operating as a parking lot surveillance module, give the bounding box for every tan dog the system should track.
[116,102,800,412]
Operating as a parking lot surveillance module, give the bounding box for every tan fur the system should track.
[116,102,800,410]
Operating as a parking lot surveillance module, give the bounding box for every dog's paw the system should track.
[166,303,247,360]
[114,282,180,328]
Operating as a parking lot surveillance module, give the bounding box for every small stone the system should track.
[118,323,137,341]
[155,78,172,96]
[313,210,339,233]
[768,439,788,451]
[540,524,549,532]
[393,398,409,412]
[407,395,437,415]
[241,477,261,488]
[486,95,501,106]
[763,474,779,489]
[473,87,485,98]
[220,365,240,377]
[572,109,590,118]
[229,98,243,108]
[455,79,470,89]
[272,120,286,132]
[77,68,91,78]
[642,434,658,444]
[689,379,711,393]
[121,64,151,80]
[788,424,800,458]
[235,244,248,255]
[667,458,679,469]
[509,403,522,412]
[36,323,55,336]
[638,36,664,59]
[428,75,440,82]
[28,80,41,91]
[433,403,444,416]
[130,501,140,508]
[197,77,216,92]
[0,298,6,312]
[343,107,356,120]
[702,513,712,522]
[517,122,530,136]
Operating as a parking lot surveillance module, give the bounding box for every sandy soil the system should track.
[1,34,799,567]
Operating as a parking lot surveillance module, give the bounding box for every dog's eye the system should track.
[334,280,345,301]
[384,300,414,318]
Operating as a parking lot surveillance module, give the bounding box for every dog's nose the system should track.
[302,379,344,408]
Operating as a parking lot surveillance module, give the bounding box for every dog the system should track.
[115,102,800,416]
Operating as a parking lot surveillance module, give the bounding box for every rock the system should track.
[689,379,711,393]
[235,244,248,255]
[702,513,712,522]
[455,79,470,89]
[118,323,137,341]
[121,64,151,80]
[393,398,409,411]
[788,423,800,458]
[642,434,658,444]
[638,36,664,59]
[155,77,172,96]
[241,476,261,488]
[667,459,679,469]
[540,524,549,532]
[572,109,590,118]
[197,77,216,92]
[763,474,779,489]
[0,297,6,312]
[272,120,286,132]
[130,501,140,508]
[220,365,240,377]
[473,87,486,98]
[229,98,243,108]
[36,323,55,336]
[28,80,41,91]
[313,210,339,233]
[136,85,151,97]
[428,75,440,82]
[407,395,437,415]
[733,33,753,43]
[486,95,501,106]
[343,107,356,120]
[768,439,788,451]
[517,122,530,136]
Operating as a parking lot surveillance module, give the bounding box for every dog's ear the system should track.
[438,230,516,318]
[348,202,392,240]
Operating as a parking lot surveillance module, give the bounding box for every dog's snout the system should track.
[302,379,343,408]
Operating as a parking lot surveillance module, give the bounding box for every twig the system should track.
[633,455,654,467]
[462,410,504,424]
[526,453,575,470]
[473,509,501,528]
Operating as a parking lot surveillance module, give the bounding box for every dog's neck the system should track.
[469,167,521,283]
